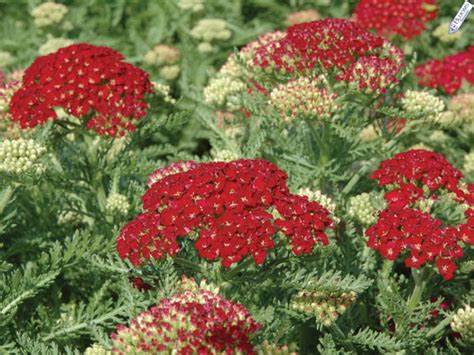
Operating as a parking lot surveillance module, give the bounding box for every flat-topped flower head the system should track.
[353,0,438,40]
[117,159,334,267]
[9,43,153,136]
[415,47,474,94]
[252,19,404,94]
[111,290,261,353]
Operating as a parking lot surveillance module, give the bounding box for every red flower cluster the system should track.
[415,46,474,94]
[353,0,438,40]
[367,150,473,280]
[9,43,152,136]
[117,159,333,267]
[111,290,261,354]
[253,19,404,94]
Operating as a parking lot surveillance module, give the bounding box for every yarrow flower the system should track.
[291,289,357,326]
[151,82,176,104]
[253,19,404,94]
[298,188,339,223]
[9,43,153,136]
[204,75,246,110]
[211,148,240,162]
[31,1,68,28]
[0,138,47,175]
[366,149,474,280]
[451,305,474,342]
[105,193,130,216]
[190,19,232,43]
[269,77,338,122]
[143,44,180,67]
[401,90,445,121]
[110,290,260,353]
[463,152,474,177]
[178,0,204,12]
[117,159,334,267]
[441,93,474,126]
[433,23,461,43]
[353,0,438,40]
[415,46,474,94]
[146,161,198,187]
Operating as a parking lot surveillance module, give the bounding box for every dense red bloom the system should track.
[253,19,404,94]
[367,150,473,280]
[117,159,333,267]
[415,47,474,94]
[9,43,152,136]
[111,290,261,354]
[353,0,438,40]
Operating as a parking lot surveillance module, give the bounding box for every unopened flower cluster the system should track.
[143,44,180,81]
[353,0,438,40]
[38,36,74,55]
[401,90,445,122]
[443,93,474,125]
[450,305,474,341]
[415,46,474,94]
[252,19,404,95]
[463,152,474,177]
[269,77,338,122]
[146,160,198,187]
[105,193,130,216]
[117,159,333,267]
[0,51,14,68]
[9,43,153,136]
[0,138,46,175]
[433,23,461,43]
[366,149,473,280]
[151,82,176,104]
[298,188,339,223]
[286,9,320,26]
[110,289,260,353]
[178,0,204,12]
[191,19,232,53]
[348,192,385,226]
[31,1,68,28]
[291,289,357,326]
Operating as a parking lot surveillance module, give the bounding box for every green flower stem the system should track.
[406,268,428,313]
[426,313,454,338]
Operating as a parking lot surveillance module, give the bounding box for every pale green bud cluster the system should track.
[144,44,180,67]
[428,130,449,144]
[211,148,239,162]
[401,90,445,122]
[298,188,339,223]
[348,192,384,226]
[0,139,47,175]
[38,36,73,55]
[159,65,180,81]
[359,124,378,142]
[177,275,220,295]
[0,51,14,68]
[84,344,111,355]
[197,42,214,53]
[443,93,474,126]
[256,340,297,355]
[291,289,357,326]
[463,151,474,176]
[178,0,204,12]
[269,77,338,122]
[31,1,68,28]
[57,210,82,226]
[151,82,176,104]
[105,193,130,216]
[451,305,474,342]
[204,75,246,110]
[433,23,461,43]
[191,19,232,44]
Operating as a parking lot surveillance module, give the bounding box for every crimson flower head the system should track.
[353,0,438,40]
[252,18,404,94]
[9,43,153,136]
[366,149,473,280]
[111,289,261,353]
[415,46,474,94]
[117,159,334,268]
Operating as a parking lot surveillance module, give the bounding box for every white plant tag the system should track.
[449,1,473,34]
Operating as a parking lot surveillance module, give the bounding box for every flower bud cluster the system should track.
[286,9,320,26]
[463,152,474,177]
[451,305,474,341]
[84,344,111,355]
[0,51,14,68]
[211,148,240,162]
[348,192,384,226]
[191,18,232,52]
[0,138,47,175]
[401,90,445,122]
[110,289,260,353]
[433,23,461,43]
[269,77,338,122]
[146,160,198,187]
[151,82,176,104]
[444,93,474,125]
[257,340,298,355]
[31,1,68,28]
[144,44,180,81]
[299,187,339,223]
[105,193,130,216]
[38,37,74,55]
[291,289,357,326]
[204,75,246,110]
[178,0,204,12]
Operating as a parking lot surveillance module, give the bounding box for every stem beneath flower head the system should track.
[406,268,428,313]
